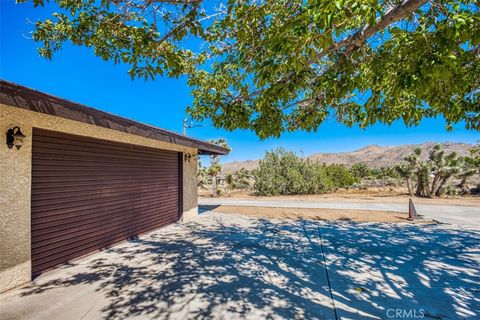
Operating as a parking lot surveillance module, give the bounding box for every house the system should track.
[0,80,229,292]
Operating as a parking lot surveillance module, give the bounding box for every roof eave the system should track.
[198,146,230,156]
[0,80,230,156]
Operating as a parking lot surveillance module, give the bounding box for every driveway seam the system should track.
[316,222,339,320]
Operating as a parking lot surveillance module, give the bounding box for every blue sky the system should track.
[1,1,478,164]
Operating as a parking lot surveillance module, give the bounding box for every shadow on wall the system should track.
[15,214,480,320]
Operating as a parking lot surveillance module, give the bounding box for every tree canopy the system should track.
[24,0,480,138]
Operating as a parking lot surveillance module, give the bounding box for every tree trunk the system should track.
[406,178,413,196]
[430,174,442,197]
[415,171,422,196]
[424,180,431,198]
[435,176,450,196]
[211,175,217,197]
[458,176,469,194]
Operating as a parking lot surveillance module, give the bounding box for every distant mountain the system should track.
[221,142,474,173]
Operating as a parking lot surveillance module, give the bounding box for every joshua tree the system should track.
[233,168,253,190]
[197,160,209,190]
[207,163,222,197]
[397,148,423,196]
[399,144,468,198]
[225,173,234,196]
[416,162,432,197]
[433,153,462,196]
[395,164,415,196]
[458,145,480,194]
[206,138,230,197]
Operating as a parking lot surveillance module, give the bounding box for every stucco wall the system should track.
[182,154,199,221]
[0,104,198,292]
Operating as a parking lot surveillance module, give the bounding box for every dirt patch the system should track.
[205,205,435,223]
[201,189,480,207]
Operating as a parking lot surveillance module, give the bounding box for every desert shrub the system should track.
[350,162,370,179]
[326,163,356,188]
[231,168,253,190]
[439,185,458,197]
[253,148,355,195]
[370,166,400,179]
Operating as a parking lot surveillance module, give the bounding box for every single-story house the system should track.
[0,80,229,293]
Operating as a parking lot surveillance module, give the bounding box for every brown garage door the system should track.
[31,128,182,276]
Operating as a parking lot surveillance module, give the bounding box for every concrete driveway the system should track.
[1,212,479,320]
[200,198,480,230]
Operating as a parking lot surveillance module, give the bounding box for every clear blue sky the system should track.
[1,1,478,164]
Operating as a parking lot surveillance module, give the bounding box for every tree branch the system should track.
[146,0,202,4]
[331,0,429,57]
[233,0,429,104]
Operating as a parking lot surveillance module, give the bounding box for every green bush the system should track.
[325,163,357,188]
[253,148,355,195]
[350,162,370,179]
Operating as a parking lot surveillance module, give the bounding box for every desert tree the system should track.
[457,144,480,193]
[395,164,415,196]
[206,138,230,197]
[225,173,234,196]
[197,160,209,190]
[399,144,469,197]
[429,146,463,196]
[23,0,480,137]
[233,168,253,190]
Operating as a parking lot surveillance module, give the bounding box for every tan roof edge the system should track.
[0,80,229,155]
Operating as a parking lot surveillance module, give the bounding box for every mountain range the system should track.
[221,142,474,173]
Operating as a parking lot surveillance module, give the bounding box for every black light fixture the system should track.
[184,153,195,163]
[6,127,26,150]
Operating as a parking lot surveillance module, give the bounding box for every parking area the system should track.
[1,212,479,320]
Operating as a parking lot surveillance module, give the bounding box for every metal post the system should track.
[183,118,187,136]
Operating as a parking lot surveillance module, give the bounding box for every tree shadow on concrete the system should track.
[16,214,335,319]
[319,222,480,319]
[12,213,480,320]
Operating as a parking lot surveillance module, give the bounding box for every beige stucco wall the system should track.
[0,103,198,292]
[182,154,199,221]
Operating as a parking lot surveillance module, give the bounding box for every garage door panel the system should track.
[32,189,178,211]
[32,157,178,168]
[31,183,177,199]
[31,182,178,202]
[31,200,179,238]
[32,211,176,254]
[32,199,176,233]
[32,133,179,157]
[31,165,180,176]
[32,214,176,265]
[31,195,179,219]
[31,218,176,274]
[31,128,181,276]
[32,144,176,162]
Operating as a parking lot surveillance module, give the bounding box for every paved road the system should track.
[200,198,480,230]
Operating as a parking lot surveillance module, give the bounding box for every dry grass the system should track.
[206,205,436,224]
[200,189,480,207]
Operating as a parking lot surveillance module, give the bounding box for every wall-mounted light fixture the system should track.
[6,127,26,150]
[184,153,197,163]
